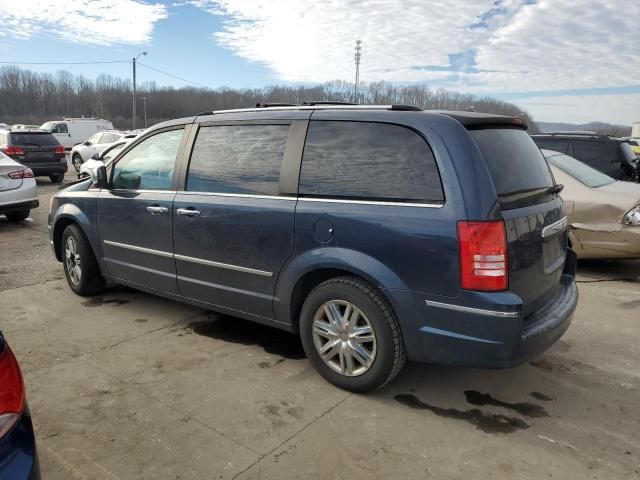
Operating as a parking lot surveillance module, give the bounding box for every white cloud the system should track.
[0,0,167,45]
[192,0,640,94]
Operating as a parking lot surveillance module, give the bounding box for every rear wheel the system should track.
[4,209,29,222]
[62,224,105,296]
[299,276,406,392]
[50,173,64,183]
[72,154,83,173]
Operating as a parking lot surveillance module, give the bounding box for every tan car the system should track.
[542,149,640,259]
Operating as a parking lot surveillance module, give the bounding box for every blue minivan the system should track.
[49,105,578,392]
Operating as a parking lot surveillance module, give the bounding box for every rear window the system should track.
[299,121,443,203]
[545,152,615,188]
[9,132,60,146]
[470,128,554,209]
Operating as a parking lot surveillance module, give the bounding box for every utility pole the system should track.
[141,97,148,128]
[354,40,362,103]
[132,51,147,129]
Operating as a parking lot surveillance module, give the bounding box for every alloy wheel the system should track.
[311,300,377,377]
[64,236,82,285]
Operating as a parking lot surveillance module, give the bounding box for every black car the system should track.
[0,129,67,183]
[531,132,639,182]
[0,332,40,479]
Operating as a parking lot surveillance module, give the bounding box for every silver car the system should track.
[70,131,137,173]
[0,152,38,222]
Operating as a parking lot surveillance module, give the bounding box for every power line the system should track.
[137,62,211,89]
[0,60,130,65]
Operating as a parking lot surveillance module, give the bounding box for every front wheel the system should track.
[72,154,83,173]
[299,276,406,392]
[61,224,105,296]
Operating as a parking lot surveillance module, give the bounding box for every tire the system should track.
[72,154,83,173]
[50,173,65,183]
[61,224,105,296]
[4,209,29,222]
[299,276,406,393]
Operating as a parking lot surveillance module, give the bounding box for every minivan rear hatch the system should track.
[469,127,567,317]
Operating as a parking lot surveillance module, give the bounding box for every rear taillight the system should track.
[0,344,25,439]
[55,145,65,154]
[7,168,34,179]
[458,221,508,291]
[1,146,24,156]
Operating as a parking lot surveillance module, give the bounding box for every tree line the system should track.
[0,65,538,131]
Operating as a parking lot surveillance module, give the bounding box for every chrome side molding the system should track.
[542,216,568,239]
[425,299,520,318]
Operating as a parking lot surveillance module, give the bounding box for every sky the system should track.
[0,0,638,125]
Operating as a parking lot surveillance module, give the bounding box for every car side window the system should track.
[186,124,290,196]
[535,139,569,154]
[299,121,444,203]
[571,140,605,164]
[112,129,183,191]
[54,123,68,134]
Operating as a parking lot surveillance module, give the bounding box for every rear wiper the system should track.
[547,184,564,195]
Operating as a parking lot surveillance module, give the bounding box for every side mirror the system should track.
[90,153,99,160]
[79,159,108,188]
[83,141,92,146]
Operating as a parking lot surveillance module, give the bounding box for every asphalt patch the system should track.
[81,297,130,307]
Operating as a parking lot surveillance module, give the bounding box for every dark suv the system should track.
[531,132,639,182]
[48,105,578,392]
[0,129,67,183]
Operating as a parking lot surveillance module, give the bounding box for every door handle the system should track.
[176,208,201,217]
[146,206,168,215]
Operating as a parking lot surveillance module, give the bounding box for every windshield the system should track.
[543,150,615,188]
[40,121,56,131]
[470,128,555,209]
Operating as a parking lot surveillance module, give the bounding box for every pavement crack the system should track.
[231,394,351,479]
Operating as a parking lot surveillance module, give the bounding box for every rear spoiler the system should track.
[435,111,528,131]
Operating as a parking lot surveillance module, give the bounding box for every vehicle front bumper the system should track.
[385,250,578,368]
[572,225,640,259]
[0,408,41,480]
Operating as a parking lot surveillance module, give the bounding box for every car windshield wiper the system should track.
[546,184,564,195]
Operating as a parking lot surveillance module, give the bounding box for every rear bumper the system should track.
[0,409,40,480]
[0,199,39,214]
[24,159,68,177]
[386,249,578,368]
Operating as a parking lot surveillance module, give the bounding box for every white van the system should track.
[39,118,114,149]
[632,122,640,138]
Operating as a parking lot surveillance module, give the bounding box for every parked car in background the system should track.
[39,118,113,150]
[49,105,578,392]
[0,331,40,479]
[543,149,640,259]
[70,131,137,172]
[0,129,67,183]
[0,123,9,130]
[532,132,639,182]
[78,140,131,179]
[0,151,38,222]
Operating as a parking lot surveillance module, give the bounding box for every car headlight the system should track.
[48,195,55,215]
[623,205,640,225]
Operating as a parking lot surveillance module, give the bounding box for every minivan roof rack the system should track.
[301,101,358,106]
[389,105,422,111]
[255,102,297,108]
[194,111,214,116]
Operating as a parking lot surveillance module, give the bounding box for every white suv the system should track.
[70,131,137,172]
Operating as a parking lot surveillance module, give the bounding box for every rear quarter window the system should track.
[299,121,444,203]
[470,128,554,209]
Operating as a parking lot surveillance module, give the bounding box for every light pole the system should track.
[132,51,147,129]
[141,97,148,128]
[354,40,362,103]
